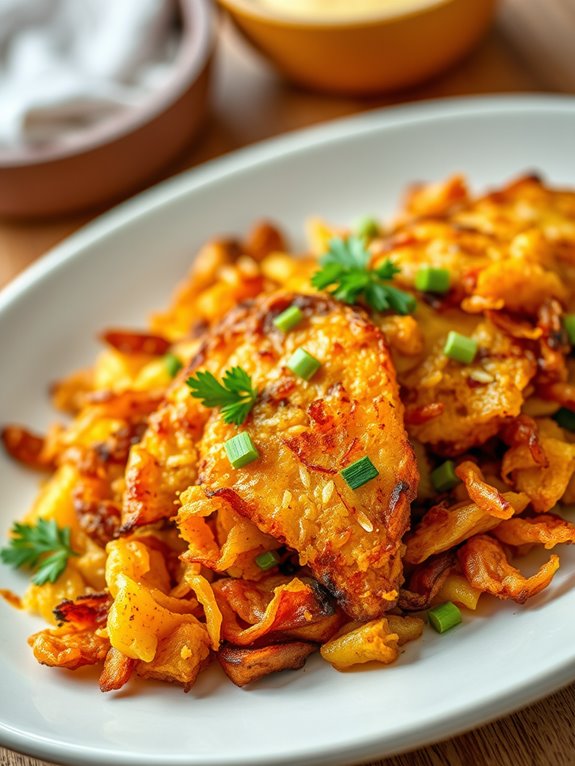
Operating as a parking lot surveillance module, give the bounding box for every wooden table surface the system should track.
[1,1,575,765]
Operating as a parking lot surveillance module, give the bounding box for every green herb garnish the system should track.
[431,460,460,493]
[354,216,380,241]
[428,601,462,634]
[0,518,77,585]
[255,550,280,570]
[225,432,260,468]
[564,314,575,345]
[415,266,451,294]
[340,456,379,490]
[186,366,258,425]
[311,236,416,315]
[164,352,183,378]
[273,305,304,333]
[287,347,321,381]
[444,331,478,365]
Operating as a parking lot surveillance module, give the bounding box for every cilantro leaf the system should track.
[309,261,345,291]
[0,518,77,585]
[384,284,417,315]
[375,260,401,280]
[364,282,390,312]
[311,236,416,316]
[222,367,255,396]
[322,235,369,269]
[186,366,258,425]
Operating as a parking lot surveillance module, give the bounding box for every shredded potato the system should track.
[404,491,529,565]
[501,418,575,511]
[458,534,560,603]
[3,176,575,692]
[435,574,482,611]
[492,513,575,549]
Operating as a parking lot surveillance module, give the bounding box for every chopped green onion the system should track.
[287,348,321,381]
[431,460,460,493]
[444,331,477,364]
[164,352,183,378]
[340,456,379,490]
[564,314,575,345]
[428,602,462,634]
[224,432,259,469]
[415,266,451,294]
[273,305,303,333]
[553,407,575,431]
[255,550,280,571]
[355,216,380,240]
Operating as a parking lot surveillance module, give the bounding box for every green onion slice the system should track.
[564,314,575,345]
[224,432,259,469]
[340,456,379,490]
[355,216,380,240]
[274,306,303,333]
[255,550,280,571]
[287,348,321,381]
[428,602,462,634]
[431,460,460,493]
[164,352,183,378]
[415,266,451,294]
[444,331,478,364]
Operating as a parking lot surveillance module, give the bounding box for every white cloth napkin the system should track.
[0,0,179,149]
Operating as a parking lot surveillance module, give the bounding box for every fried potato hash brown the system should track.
[3,173,575,692]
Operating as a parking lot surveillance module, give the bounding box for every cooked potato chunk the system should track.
[218,642,316,687]
[136,622,211,689]
[29,627,109,670]
[458,534,560,603]
[320,618,408,671]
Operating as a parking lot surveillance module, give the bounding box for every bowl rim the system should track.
[0,0,216,169]
[217,0,457,29]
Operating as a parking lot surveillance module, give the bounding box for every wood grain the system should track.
[1,1,575,765]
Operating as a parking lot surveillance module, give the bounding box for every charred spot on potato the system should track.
[100,330,171,357]
[99,646,136,692]
[1,426,55,470]
[217,641,316,687]
[53,593,112,628]
[74,496,121,547]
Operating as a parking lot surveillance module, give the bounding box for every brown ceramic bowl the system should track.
[218,0,496,96]
[0,0,215,218]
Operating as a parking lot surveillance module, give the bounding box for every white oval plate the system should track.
[2,96,575,766]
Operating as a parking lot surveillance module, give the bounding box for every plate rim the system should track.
[2,93,575,766]
[2,93,575,317]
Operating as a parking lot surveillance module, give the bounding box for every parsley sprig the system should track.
[1,518,77,585]
[311,236,416,315]
[186,366,258,425]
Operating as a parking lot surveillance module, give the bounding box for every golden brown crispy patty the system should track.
[124,292,418,619]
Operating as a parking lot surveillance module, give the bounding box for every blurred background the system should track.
[0,0,573,287]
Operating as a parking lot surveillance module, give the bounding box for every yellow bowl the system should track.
[217,0,497,95]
